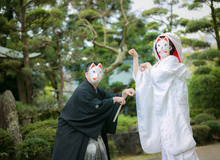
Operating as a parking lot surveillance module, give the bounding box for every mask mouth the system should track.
[159,50,167,54]
[92,76,102,84]
[93,77,101,81]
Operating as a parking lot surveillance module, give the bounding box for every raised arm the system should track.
[128,49,139,78]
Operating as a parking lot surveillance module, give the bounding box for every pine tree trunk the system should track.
[20,0,33,104]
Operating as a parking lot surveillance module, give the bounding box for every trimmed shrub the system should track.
[108,140,118,159]
[204,108,220,119]
[0,128,14,156]
[192,125,210,145]
[200,120,220,136]
[192,113,216,124]
[15,138,51,160]
[116,114,137,133]
[21,119,58,138]
[25,128,56,150]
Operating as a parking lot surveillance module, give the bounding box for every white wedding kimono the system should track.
[134,33,199,160]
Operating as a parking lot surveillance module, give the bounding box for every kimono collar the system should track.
[85,79,98,94]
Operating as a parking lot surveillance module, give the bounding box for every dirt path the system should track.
[147,143,220,160]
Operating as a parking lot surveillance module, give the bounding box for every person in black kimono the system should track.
[52,62,135,160]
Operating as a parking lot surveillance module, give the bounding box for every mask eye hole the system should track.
[100,71,102,73]
[93,71,95,73]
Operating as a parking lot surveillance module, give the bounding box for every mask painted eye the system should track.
[158,44,160,47]
[165,44,167,46]
[100,71,102,73]
[93,71,95,73]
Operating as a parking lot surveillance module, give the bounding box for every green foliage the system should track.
[25,128,56,149]
[16,102,38,120]
[125,79,136,116]
[112,81,123,88]
[21,67,32,76]
[79,9,98,19]
[187,2,203,10]
[190,108,204,119]
[0,59,21,78]
[189,49,220,63]
[116,114,137,133]
[186,19,213,33]
[98,71,113,91]
[15,138,51,160]
[26,8,51,31]
[21,119,58,138]
[192,125,210,145]
[194,66,211,75]
[188,73,220,110]
[192,113,216,124]
[204,108,220,119]
[117,64,131,73]
[180,37,210,50]
[146,22,159,30]
[211,67,220,78]
[200,120,220,136]
[0,128,14,156]
[0,59,21,69]
[108,140,118,159]
[142,7,168,17]
[192,60,207,66]
[179,18,189,26]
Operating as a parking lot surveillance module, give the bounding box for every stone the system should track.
[108,131,143,156]
[128,125,138,132]
[0,90,22,143]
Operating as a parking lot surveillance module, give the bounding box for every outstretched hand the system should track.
[122,88,136,99]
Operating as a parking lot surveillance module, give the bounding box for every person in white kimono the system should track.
[128,33,199,160]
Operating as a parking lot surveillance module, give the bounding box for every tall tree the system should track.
[71,0,137,77]
[184,0,220,50]
[41,6,70,108]
[142,0,182,32]
[0,0,56,104]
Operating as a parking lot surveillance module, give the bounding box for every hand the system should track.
[139,63,147,72]
[113,97,126,105]
[122,88,136,99]
[128,49,138,58]
[139,62,152,72]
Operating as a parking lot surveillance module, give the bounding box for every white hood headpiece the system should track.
[153,33,182,62]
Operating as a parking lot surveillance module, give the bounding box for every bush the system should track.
[204,108,220,119]
[200,120,220,136]
[0,128,14,156]
[192,113,216,124]
[108,140,118,159]
[116,114,137,133]
[21,119,58,138]
[16,101,38,121]
[25,128,56,150]
[192,125,210,145]
[15,138,51,160]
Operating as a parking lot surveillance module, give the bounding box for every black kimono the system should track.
[52,79,121,160]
